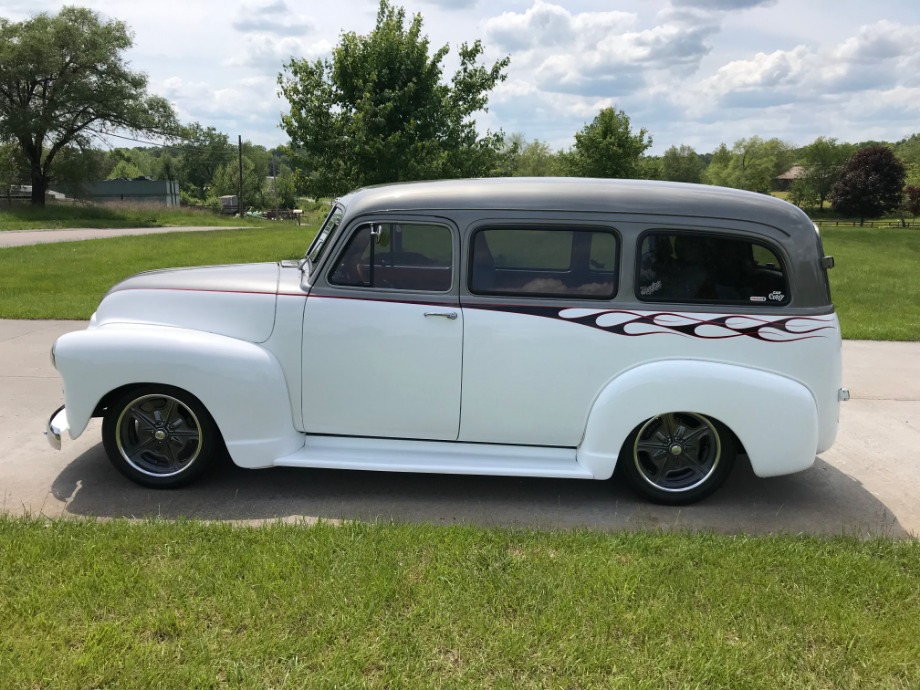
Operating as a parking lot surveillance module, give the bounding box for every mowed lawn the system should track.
[2,518,919,689]
[0,223,917,340]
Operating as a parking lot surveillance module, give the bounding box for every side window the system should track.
[470,228,618,299]
[329,222,453,292]
[637,232,789,305]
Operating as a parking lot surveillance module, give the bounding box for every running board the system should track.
[274,435,595,479]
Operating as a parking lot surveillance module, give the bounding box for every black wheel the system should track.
[619,412,735,505]
[102,385,219,488]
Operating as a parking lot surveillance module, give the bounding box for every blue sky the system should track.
[7,0,920,154]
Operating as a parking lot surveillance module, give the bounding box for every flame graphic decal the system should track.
[556,309,835,342]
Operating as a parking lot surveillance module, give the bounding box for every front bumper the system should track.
[45,405,68,450]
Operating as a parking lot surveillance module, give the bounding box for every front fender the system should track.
[577,360,818,480]
[53,324,304,468]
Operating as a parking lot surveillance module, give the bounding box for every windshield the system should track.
[305,204,345,267]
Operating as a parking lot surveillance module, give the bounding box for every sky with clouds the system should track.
[6,0,920,154]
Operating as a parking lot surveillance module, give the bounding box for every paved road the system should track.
[0,225,248,248]
[1,319,918,537]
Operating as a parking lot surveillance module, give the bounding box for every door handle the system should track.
[424,311,458,320]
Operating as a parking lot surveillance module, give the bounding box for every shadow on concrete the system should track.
[51,443,910,538]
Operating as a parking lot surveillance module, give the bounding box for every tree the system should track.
[278,0,509,196]
[660,145,702,183]
[788,137,854,209]
[0,141,24,196]
[730,137,793,193]
[503,133,562,177]
[176,123,233,200]
[894,133,920,187]
[700,137,792,193]
[703,143,732,187]
[53,146,108,198]
[0,7,178,205]
[830,145,906,224]
[903,186,920,219]
[565,108,652,179]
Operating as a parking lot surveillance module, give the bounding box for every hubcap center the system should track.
[154,429,168,441]
[669,443,683,456]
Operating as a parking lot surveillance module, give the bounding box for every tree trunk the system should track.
[30,166,47,207]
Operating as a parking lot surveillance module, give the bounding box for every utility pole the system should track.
[238,135,243,217]
[272,157,277,216]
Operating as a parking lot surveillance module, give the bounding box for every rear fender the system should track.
[53,324,304,467]
[577,360,818,480]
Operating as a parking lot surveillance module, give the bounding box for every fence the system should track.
[813,220,917,228]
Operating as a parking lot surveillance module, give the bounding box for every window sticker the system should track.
[640,280,662,297]
[768,291,785,302]
[750,296,767,302]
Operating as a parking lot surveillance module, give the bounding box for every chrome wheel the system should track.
[621,412,735,504]
[102,385,219,488]
[115,394,203,477]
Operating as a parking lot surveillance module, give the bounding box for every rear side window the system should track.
[637,232,789,305]
[469,228,618,299]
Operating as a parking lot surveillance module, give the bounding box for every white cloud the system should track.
[696,20,920,111]
[225,35,314,69]
[232,0,314,36]
[484,2,636,52]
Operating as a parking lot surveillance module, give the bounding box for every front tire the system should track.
[619,412,735,505]
[102,385,219,488]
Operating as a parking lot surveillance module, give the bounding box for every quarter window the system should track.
[329,222,453,292]
[470,228,618,299]
[637,232,789,305]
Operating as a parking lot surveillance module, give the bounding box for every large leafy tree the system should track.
[565,108,652,179]
[0,7,178,205]
[830,145,906,224]
[504,133,563,177]
[701,137,792,193]
[703,143,733,187]
[278,0,509,197]
[660,144,702,183]
[177,123,233,200]
[789,136,854,209]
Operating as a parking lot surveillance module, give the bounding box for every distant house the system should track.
[87,178,180,206]
[773,165,805,192]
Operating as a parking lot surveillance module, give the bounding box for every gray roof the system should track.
[337,177,812,232]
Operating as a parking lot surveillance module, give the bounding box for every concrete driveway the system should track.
[1,319,918,537]
[0,225,247,248]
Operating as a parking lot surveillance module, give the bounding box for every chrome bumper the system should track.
[45,405,68,450]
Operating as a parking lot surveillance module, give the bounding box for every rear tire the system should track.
[619,412,735,505]
[102,385,219,488]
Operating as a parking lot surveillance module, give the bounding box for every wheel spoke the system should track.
[161,398,179,425]
[128,435,158,456]
[130,407,157,432]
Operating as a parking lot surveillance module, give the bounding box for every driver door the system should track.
[301,219,462,440]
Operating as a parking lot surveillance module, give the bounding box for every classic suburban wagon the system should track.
[47,178,847,504]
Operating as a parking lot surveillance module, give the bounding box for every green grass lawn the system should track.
[0,225,312,319]
[821,226,920,340]
[2,518,918,689]
[0,201,277,230]
[0,222,917,340]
